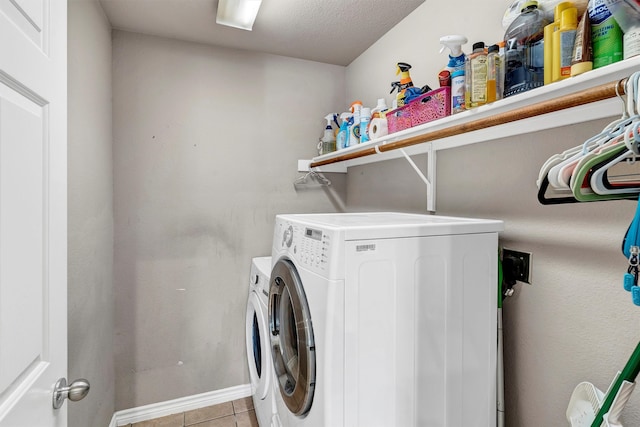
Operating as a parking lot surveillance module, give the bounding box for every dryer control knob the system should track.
[283,225,293,248]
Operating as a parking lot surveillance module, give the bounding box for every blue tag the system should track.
[632,286,640,306]
[625,273,636,292]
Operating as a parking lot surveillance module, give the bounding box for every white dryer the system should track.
[268,212,503,427]
[246,256,276,427]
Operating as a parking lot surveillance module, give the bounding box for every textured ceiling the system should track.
[98,0,426,66]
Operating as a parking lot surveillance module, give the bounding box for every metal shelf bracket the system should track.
[399,145,436,212]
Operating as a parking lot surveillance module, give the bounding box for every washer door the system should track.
[268,258,315,417]
[245,291,271,399]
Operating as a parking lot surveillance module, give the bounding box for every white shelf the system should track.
[302,56,640,173]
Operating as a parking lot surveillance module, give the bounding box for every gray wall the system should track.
[111,31,346,409]
[67,1,115,426]
[346,2,640,426]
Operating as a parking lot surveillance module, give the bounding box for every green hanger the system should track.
[571,144,638,202]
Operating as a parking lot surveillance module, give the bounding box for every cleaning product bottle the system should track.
[370,98,388,119]
[359,107,371,144]
[468,41,488,108]
[504,0,550,97]
[589,0,623,69]
[336,112,352,150]
[571,9,593,76]
[439,35,468,74]
[544,1,573,83]
[486,44,502,103]
[395,63,414,107]
[544,21,555,84]
[369,99,388,130]
[319,114,336,154]
[451,69,466,113]
[555,7,578,80]
[348,101,363,146]
[603,0,640,60]
[438,35,468,112]
[368,99,388,140]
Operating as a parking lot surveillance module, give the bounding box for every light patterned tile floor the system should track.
[119,397,258,427]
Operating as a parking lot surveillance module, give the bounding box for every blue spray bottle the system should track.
[439,35,468,74]
[440,35,468,113]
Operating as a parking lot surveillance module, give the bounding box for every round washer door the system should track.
[268,258,315,417]
[245,291,272,399]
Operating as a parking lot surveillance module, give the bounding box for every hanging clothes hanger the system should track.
[590,146,640,195]
[538,78,630,194]
[551,83,632,190]
[571,143,640,202]
[577,74,640,198]
[294,170,331,188]
[589,147,640,195]
[537,73,640,204]
[537,175,580,205]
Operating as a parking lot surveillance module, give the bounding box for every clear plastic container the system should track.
[503,0,550,98]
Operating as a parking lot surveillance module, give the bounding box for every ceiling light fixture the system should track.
[216,0,263,31]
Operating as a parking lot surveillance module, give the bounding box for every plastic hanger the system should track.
[590,148,640,195]
[294,170,331,188]
[537,174,579,204]
[571,143,639,202]
[545,81,630,190]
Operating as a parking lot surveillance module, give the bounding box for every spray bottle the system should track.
[336,112,352,150]
[318,114,336,154]
[439,35,468,74]
[394,63,414,106]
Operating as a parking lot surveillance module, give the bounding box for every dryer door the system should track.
[268,258,315,417]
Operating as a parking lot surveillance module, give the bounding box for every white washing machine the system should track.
[245,256,276,427]
[268,212,503,427]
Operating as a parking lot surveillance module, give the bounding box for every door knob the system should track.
[52,377,90,409]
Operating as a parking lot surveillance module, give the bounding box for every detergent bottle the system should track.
[336,112,352,150]
[371,98,388,119]
[395,63,414,106]
[348,101,363,146]
[318,114,336,155]
[368,99,389,140]
[439,35,468,74]
[359,107,371,144]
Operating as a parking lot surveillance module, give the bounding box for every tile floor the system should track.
[120,397,259,427]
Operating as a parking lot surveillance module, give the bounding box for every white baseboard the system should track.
[110,384,252,426]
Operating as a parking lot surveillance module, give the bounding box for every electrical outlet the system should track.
[502,248,532,284]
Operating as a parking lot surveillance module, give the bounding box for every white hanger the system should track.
[546,80,631,190]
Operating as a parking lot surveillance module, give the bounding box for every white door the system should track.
[0,1,68,426]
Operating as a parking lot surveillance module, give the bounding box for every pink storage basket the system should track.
[408,87,451,126]
[386,87,451,134]
[386,105,412,134]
